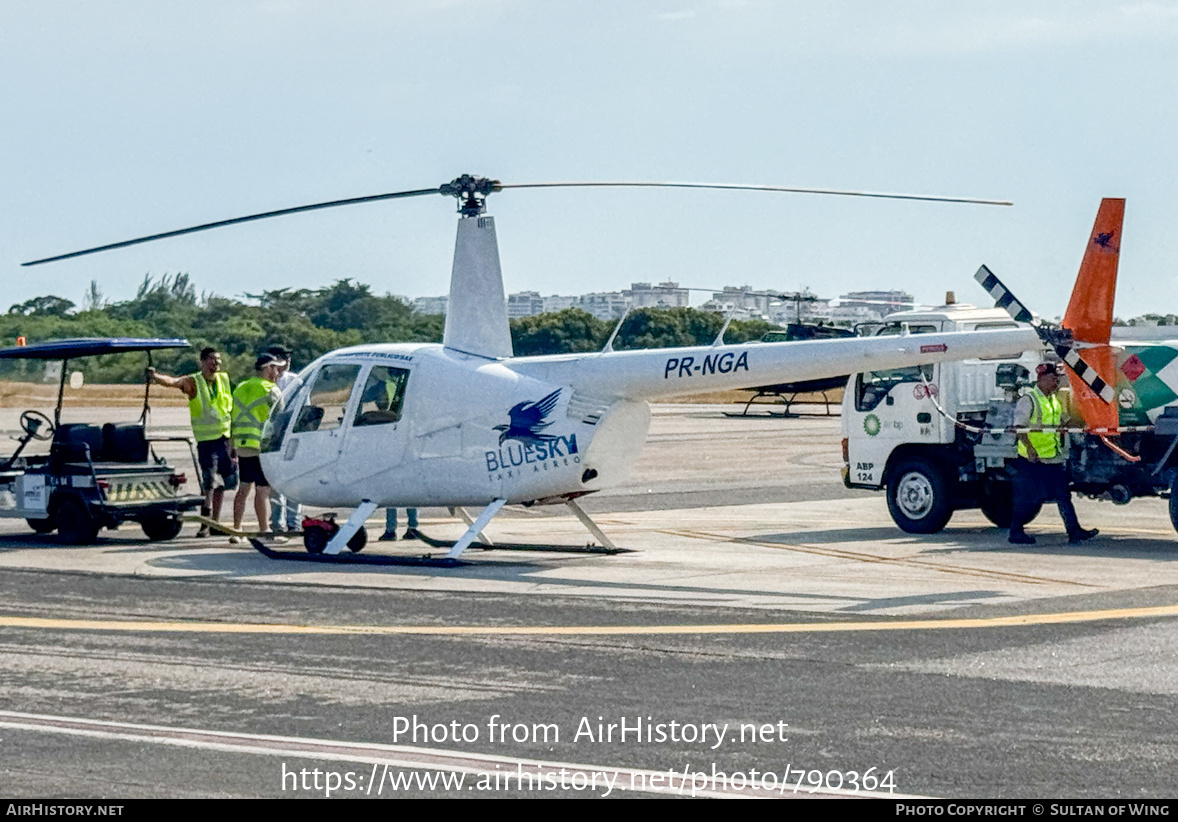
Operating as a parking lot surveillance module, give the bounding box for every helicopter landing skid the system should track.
[247,538,465,567]
[412,531,629,555]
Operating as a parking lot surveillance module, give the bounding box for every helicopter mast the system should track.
[441,175,514,359]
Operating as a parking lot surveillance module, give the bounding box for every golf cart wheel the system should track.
[141,514,183,542]
[26,518,55,534]
[347,528,367,553]
[304,525,330,554]
[55,497,99,545]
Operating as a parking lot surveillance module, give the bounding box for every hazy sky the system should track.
[4,1,1177,319]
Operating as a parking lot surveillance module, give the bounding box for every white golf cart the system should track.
[0,337,205,543]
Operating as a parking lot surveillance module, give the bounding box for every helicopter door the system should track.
[335,365,411,483]
[281,363,362,481]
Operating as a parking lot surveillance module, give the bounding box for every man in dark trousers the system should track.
[1008,361,1099,545]
[149,347,237,537]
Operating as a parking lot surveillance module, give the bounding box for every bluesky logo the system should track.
[486,389,579,475]
[494,389,562,446]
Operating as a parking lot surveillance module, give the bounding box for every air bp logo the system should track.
[863,414,881,436]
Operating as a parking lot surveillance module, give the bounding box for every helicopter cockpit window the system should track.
[855,323,939,412]
[354,366,410,427]
[292,364,361,434]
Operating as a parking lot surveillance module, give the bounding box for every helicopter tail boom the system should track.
[510,327,1042,402]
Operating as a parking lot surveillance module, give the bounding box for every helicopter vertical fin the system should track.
[1062,198,1124,346]
[443,215,515,359]
[1061,198,1124,430]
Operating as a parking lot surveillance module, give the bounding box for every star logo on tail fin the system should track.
[1093,230,1119,252]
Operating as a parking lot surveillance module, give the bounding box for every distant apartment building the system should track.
[700,286,772,320]
[506,291,545,319]
[837,290,914,313]
[412,295,448,315]
[500,281,687,320]
[415,283,909,325]
[698,286,833,324]
[542,294,578,313]
[576,292,630,320]
[623,281,690,309]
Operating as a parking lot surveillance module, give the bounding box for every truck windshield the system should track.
[855,323,938,411]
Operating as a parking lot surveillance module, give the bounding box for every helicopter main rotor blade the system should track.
[23,174,1011,267]
[498,181,1012,207]
[22,186,441,266]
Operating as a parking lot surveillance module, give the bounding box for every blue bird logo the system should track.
[1093,230,1118,250]
[493,389,562,446]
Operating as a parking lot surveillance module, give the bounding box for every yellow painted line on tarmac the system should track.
[2,604,1178,636]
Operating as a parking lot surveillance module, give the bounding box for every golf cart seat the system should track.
[102,423,149,463]
[52,423,105,464]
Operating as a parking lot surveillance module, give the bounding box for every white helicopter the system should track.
[26,175,1040,564]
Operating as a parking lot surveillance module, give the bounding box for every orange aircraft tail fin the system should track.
[1062,198,1124,345]
[1061,198,1124,430]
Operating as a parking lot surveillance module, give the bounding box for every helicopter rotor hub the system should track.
[439,175,502,216]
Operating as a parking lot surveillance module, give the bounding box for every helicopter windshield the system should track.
[261,362,413,454]
[293,364,361,434]
[854,323,939,412]
[353,366,410,426]
[261,363,361,455]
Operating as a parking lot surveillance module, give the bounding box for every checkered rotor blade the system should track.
[1059,346,1116,404]
[975,265,1115,404]
[974,265,1035,325]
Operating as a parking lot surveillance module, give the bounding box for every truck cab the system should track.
[842,301,1039,532]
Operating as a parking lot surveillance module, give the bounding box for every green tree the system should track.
[8,295,76,316]
[511,308,611,356]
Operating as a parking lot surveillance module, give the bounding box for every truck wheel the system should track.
[887,457,953,534]
[141,514,183,542]
[26,518,55,534]
[1169,478,1178,534]
[978,479,1014,528]
[55,498,99,545]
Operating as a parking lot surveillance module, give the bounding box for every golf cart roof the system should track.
[0,338,189,360]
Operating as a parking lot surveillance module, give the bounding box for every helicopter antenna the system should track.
[601,306,632,353]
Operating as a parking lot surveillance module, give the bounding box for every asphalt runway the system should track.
[0,405,1176,799]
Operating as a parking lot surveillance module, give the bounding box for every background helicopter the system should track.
[27,175,1042,562]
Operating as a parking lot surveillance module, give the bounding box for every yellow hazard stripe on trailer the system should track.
[102,479,175,502]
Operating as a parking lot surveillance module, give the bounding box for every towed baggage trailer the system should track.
[0,337,205,543]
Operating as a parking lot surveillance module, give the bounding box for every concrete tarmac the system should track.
[0,404,1175,798]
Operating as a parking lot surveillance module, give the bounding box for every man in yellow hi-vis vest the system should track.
[149,347,237,537]
[229,352,285,541]
[1009,362,1098,545]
